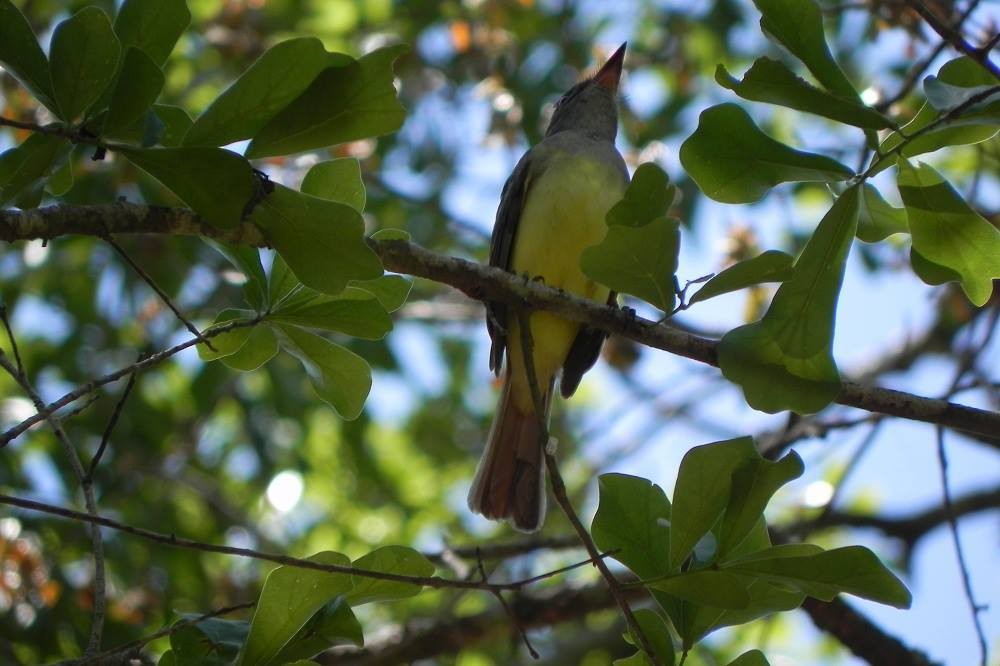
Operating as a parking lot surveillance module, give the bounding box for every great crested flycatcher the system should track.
[468,44,629,532]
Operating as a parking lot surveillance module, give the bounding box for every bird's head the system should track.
[545,42,626,141]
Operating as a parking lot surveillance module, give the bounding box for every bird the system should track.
[468,44,629,532]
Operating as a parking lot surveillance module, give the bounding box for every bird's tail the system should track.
[468,373,551,532]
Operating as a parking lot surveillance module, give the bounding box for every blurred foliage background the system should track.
[1,0,999,664]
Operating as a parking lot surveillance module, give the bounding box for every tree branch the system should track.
[2,205,999,445]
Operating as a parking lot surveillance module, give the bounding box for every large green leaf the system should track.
[250,185,383,295]
[247,44,408,158]
[351,275,411,312]
[270,598,363,664]
[153,104,194,147]
[606,162,674,227]
[185,38,343,148]
[0,133,71,207]
[689,250,794,305]
[716,59,891,129]
[581,216,680,312]
[120,146,255,229]
[113,0,190,66]
[752,0,858,101]
[270,288,393,340]
[718,186,859,414]
[238,551,353,666]
[591,474,672,579]
[171,616,249,666]
[724,545,912,608]
[727,650,771,666]
[679,104,853,203]
[300,158,367,212]
[898,160,1000,306]
[0,0,58,112]
[717,452,803,558]
[345,546,435,606]
[651,570,751,609]
[103,48,164,135]
[49,7,121,122]
[278,325,372,419]
[669,437,757,569]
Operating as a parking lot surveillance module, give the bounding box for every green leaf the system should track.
[301,158,367,212]
[103,48,164,135]
[898,160,1000,306]
[350,275,411,312]
[726,650,771,666]
[689,250,794,305]
[718,452,803,557]
[206,242,268,310]
[184,38,342,147]
[278,325,372,419]
[614,608,675,666]
[716,59,891,129]
[197,310,259,361]
[0,133,71,207]
[581,216,680,312]
[153,104,194,147]
[238,551,353,666]
[370,228,411,241]
[247,44,408,158]
[719,186,860,414]
[113,0,190,66]
[591,474,672,579]
[268,253,302,307]
[270,598,363,664]
[669,437,757,568]
[606,162,674,227]
[651,570,751,609]
[171,615,249,666]
[723,545,912,608]
[909,248,962,287]
[856,184,908,243]
[222,325,279,371]
[46,156,74,196]
[869,58,999,175]
[50,7,121,122]
[250,185,383,295]
[271,288,392,340]
[345,546,435,606]
[0,0,58,112]
[751,0,858,101]
[679,104,853,203]
[120,146,255,229]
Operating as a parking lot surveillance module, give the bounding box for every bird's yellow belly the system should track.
[507,155,625,410]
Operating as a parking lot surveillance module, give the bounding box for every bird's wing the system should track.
[487,150,534,375]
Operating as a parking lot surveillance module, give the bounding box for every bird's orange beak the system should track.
[593,42,627,92]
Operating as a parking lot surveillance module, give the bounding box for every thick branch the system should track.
[803,598,937,666]
[2,205,999,444]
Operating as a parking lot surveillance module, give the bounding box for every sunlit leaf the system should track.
[613,608,676,666]
[856,184,907,243]
[717,452,803,557]
[689,250,794,305]
[270,598,363,664]
[898,160,1000,306]
[718,187,860,414]
[278,325,372,419]
[350,275,412,312]
[301,158,367,213]
[716,58,891,129]
[271,288,392,340]
[592,474,672,579]
[726,650,771,666]
[247,44,408,158]
[345,546,434,606]
[651,570,751,609]
[581,216,679,312]
[606,162,674,227]
[680,104,853,203]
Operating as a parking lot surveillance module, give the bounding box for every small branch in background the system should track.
[61,601,256,666]
[904,0,1000,80]
[105,237,215,350]
[802,597,938,666]
[86,361,140,481]
[0,312,107,656]
[475,553,539,659]
[0,493,609,595]
[515,310,660,666]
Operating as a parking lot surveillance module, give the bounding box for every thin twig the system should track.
[0,493,612,594]
[514,309,661,665]
[85,361,140,481]
[0,315,262,447]
[0,313,106,655]
[476,551,539,659]
[105,237,215,350]
[904,0,1000,80]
